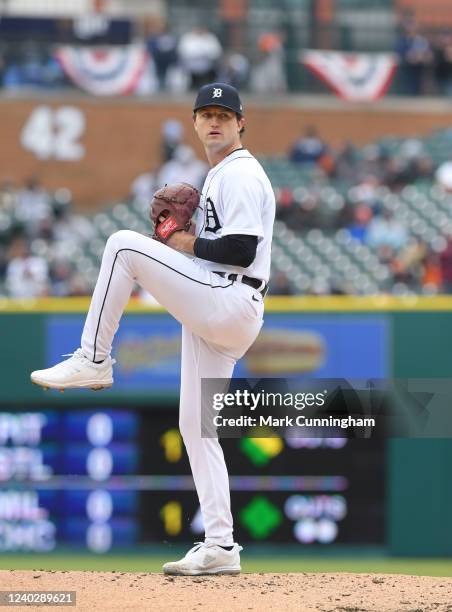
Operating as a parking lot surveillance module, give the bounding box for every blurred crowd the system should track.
[4,121,452,298]
[273,125,452,295]
[3,8,452,97]
[129,118,208,208]
[0,14,286,95]
[146,23,286,95]
[396,14,452,96]
[0,178,94,298]
[0,119,210,300]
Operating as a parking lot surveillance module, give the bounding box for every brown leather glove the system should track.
[150,182,200,243]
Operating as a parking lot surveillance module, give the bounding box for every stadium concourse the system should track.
[2,126,452,298]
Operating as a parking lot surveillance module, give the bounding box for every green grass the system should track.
[0,555,451,577]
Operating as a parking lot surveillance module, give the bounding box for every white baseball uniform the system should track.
[80,147,275,545]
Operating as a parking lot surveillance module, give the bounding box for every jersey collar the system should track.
[208,148,251,174]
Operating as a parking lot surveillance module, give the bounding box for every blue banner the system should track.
[46,314,388,397]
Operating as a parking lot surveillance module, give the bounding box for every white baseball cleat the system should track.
[163,542,243,576]
[30,348,116,391]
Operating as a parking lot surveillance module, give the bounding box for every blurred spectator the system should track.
[397,139,434,184]
[146,19,178,91]
[67,272,91,296]
[407,153,434,185]
[16,177,52,236]
[3,44,66,90]
[269,271,294,295]
[251,32,287,94]
[291,190,322,231]
[390,238,428,287]
[156,145,208,191]
[161,119,184,163]
[0,179,17,214]
[275,187,295,224]
[348,176,381,208]
[52,188,72,220]
[380,147,432,192]
[421,251,442,293]
[347,204,373,242]
[130,170,156,208]
[50,259,73,296]
[433,31,452,96]
[366,209,408,252]
[395,138,423,158]
[218,51,250,89]
[396,19,432,96]
[289,126,328,165]
[382,156,411,191]
[376,244,396,268]
[52,196,95,247]
[435,160,452,191]
[178,26,222,90]
[359,144,385,181]
[412,154,434,181]
[49,256,90,297]
[5,236,49,298]
[72,0,110,42]
[333,141,359,181]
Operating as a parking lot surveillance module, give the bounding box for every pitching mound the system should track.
[1,570,452,611]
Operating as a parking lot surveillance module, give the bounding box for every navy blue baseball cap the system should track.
[193,82,244,116]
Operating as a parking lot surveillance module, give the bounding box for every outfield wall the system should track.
[1,296,451,555]
[3,295,452,404]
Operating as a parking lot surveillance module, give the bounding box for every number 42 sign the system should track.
[21,105,86,161]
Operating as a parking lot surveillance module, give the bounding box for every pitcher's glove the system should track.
[150,182,200,243]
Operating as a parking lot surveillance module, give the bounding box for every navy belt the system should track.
[214,271,268,297]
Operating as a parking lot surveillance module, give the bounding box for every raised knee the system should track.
[106,229,138,251]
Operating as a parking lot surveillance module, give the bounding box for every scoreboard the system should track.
[0,408,385,553]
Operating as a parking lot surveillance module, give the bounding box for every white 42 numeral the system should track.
[21,105,86,160]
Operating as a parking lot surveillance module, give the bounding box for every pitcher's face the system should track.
[193,106,244,155]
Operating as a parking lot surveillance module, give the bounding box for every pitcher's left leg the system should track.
[163,327,244,575]
[179,326,236,546]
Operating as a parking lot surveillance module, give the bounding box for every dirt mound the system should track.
[1,570,451,611]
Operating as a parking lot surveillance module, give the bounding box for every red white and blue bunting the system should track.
[301,50,397,102]
[55,45,148,96]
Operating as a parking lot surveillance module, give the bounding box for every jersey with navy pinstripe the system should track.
[194,148,275,282]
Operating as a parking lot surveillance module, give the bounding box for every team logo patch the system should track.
[212,88,223,98]
[205,197,221,233]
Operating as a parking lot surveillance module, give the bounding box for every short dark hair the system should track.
[237,113,245,135]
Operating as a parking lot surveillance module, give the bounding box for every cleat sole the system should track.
[30,374,113,392]
[163,567,241,576]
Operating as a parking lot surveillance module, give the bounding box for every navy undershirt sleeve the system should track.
[194,234,258,268]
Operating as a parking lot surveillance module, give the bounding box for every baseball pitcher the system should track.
[31,83,275,575]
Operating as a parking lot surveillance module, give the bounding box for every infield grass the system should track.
[0,555,451,577]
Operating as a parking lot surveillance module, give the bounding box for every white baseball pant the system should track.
[80,230,264,545]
